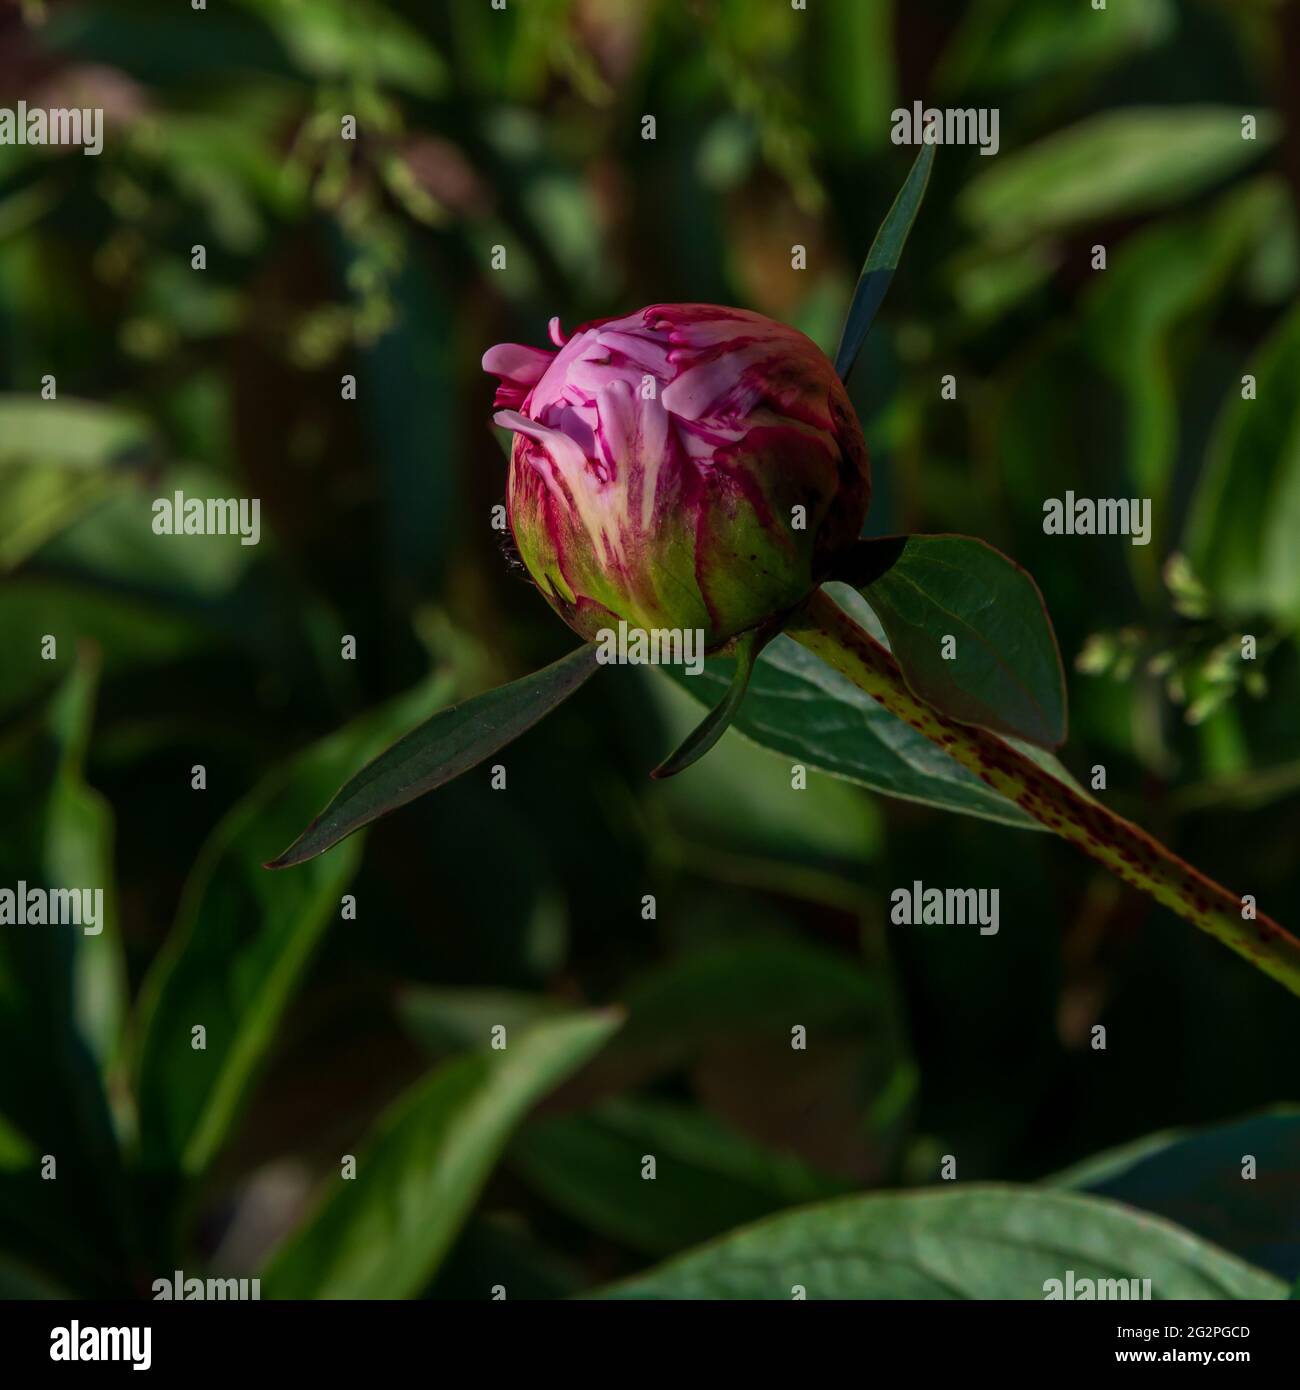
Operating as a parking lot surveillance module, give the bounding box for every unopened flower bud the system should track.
[484,303,870,649]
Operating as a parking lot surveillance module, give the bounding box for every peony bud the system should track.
[483,303,870,650]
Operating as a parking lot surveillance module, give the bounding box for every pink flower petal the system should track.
[492,409,590,476]
[481,342,553,386]
[595,378,670,517]
[482,342,555,408]
[565,357,642,399]
[661,345,767,422]
[595,329,674,377]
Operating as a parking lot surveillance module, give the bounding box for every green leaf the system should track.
[245,0,447,96]
[855,535,1067,748]
[38,462,261,600]
[834,144,934,381]
[1083,178,1287,504]
[808,0,895,157]
[947,240,1058,324]
[131,106,306,251]
[611,936,891,1063]
[429,1215,585,1300]
[402,935,915,1190]
[132,672,456,1176]
[261,1010,621,1299]
[0,656,133,1294]
[961,107,1277,245]
[651,624,773,779]
[936,0,1174,94]
[598,1187,1287,1299]
[267,644,600,868]
[400,939,899,1084]
[511,1098,847,1257]
[1184,300,1300,625]
[0,395,156,571]
[42,658,128,1093]
[646,676,881,909]
[0,395,154,469]
[661,587,1057,829]
[0,658,123,1110]
[0,579,211,717]
[594,936,913,1183]
[1051,1108,1300,1282]
[397,988,569,1056]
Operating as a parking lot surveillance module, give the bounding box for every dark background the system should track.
[1,0,1297,1297]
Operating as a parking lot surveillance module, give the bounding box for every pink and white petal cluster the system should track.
[483,303,870,646]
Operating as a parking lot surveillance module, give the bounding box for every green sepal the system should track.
[651,624,777,779]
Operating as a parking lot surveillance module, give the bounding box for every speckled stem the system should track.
[789,588,1300,997]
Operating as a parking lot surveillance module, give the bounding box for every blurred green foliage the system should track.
[1,0,1298,1298]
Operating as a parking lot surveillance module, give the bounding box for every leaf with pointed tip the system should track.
[261,1010,622,1298]
[857,535,1067,749]
[266,643,600,869]
[960,107,1276,244]
[1184,299,1300,625]
[134,672,457,1176]
[651,626,773,779]
[1050,1108,1300,1282]
[833,144,934,382]
[0,655,133,1293]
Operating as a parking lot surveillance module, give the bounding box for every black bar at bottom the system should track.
[0,1297,1289,1375]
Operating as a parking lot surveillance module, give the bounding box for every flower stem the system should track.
[788,588,1300,997]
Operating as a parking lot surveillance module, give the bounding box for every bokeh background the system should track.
[2,0,1298,1298]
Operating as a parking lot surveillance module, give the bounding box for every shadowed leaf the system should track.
[856,535,1067,748]
[266,644,600,868]
[651,625,775,779]
[1184,300,1300,626]
[133,672,457,1175]
[1052,1108,1300,1282]
[511,1098,847,1257]
[262,1010,622,1298]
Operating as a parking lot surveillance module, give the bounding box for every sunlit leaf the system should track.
[599,1187,1286,1299]
[662,588,1061,829]
[0,396,155,571]
[962,107,1276,244]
